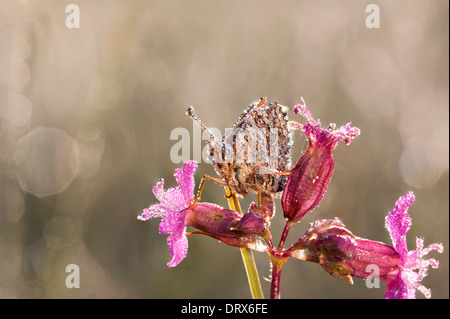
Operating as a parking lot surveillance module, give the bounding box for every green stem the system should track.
[225,187,264,299]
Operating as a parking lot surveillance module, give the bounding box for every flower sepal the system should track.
[185,203,267,250]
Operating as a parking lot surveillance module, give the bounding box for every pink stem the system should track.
[277,220,293,251]
[270,261,282,299]
[270,220,294,299]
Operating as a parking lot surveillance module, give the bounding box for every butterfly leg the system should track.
[242,181,275,224]
[242,181,263,211]
[246,164,292,209]
[248,165,293,181]
[191,174,227,206]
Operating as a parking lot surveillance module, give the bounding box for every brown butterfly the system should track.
[186,97,295,202]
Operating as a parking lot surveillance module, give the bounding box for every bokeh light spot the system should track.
[0,93,32,126]
[0,185,25,222]
[43,217,82,250]
[14,127,79,197]
[399,136,447,189]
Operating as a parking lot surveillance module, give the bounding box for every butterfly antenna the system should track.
[186,106,217,141]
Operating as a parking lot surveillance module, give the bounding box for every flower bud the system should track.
[281,143,335,223]
[247,192,275,225]
[281,102,359,223]
[292,219,401,285]
[184,203,266,249]
[292,219,358,278]
[231,212,266,235]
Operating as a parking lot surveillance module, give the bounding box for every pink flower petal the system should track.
[139,161,198,267]
[174,161,198,206]
[385,192,414,257]
[384,192,444,298]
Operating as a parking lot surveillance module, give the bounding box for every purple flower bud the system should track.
[292,219,359,278]
[247,192,275,225]
[281,101,360,223]
[232,212,266,235]
[185,203,266,249]
[185,202,242,237]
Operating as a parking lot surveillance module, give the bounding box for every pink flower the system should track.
[293,192,443,298]
[139,161,267,267]
[383,192,444,299]
[281,100,360,222]
[138,161,197,267]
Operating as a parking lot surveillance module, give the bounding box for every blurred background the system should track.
[0,0,448,299]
